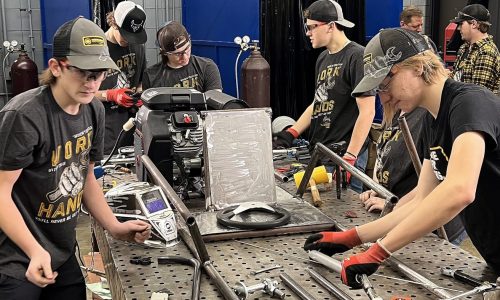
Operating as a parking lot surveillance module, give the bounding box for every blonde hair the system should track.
[381,50,446,126]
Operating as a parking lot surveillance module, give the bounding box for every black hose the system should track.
[158,256,201,300]
[216,206,291,230]
[102,129,125,166]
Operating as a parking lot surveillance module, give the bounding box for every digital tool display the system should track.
[141,190,167,213]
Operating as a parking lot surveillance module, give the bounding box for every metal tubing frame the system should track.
[141,155,239,300]
[398,115,448,241]
[307,269,353,300]
[158,256,201,300]
[296,143,398,217]
[280,273,318,300]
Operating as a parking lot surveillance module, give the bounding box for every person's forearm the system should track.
[95,90,108,102]
[290,104,313,135]
[347,107,374,156]
[381,180,470,252]
[82,174,121,232]
[356,194,420,242]
[394,187,417,209]
[0,195,44,258]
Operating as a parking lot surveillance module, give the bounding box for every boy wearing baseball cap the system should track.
[305,28,500,287]
[97,1,148,154]
[0,17,151,298]
[273,0,376,193]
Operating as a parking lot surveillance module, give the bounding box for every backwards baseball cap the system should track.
[450,4,491,25]
[304,0,355,28]
[156,21,190,53]
[114,1,147,44]
[53,17,119,71]
[352,28,430,97]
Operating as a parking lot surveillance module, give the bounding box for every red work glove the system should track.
[303,228,362,256]
[106,88,134,108]
[343,155,356,183]
[341,241,391,289]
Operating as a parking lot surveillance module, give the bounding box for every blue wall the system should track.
[182,0,260,97]
[40,0,91,67]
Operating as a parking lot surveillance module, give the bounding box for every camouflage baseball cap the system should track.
[52,17,119,71]
[352,28,430,97]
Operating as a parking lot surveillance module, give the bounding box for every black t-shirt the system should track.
[376,108,427,198]
[100,42,146,154]
[423,79,500,273]
[308,42,375,147]
[142,55,222,92]
[0,86,105,280]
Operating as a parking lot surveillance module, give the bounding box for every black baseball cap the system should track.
[451,4,491,25]
[304,0,355,28]
[114,1,147,44]
[352,28,430,97]
[52,17,119,71]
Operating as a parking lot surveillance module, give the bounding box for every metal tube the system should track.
[26,0,35,59]
[280,273,317,300]
[1,0,7,48]
[333,221,454,299]
[307,251,342,273]
[307,269,353,300]
[158,256,201,300]
[398,115,421,175]
[297,143,399,210]
[186,216,210,263]
[142,155,239,300]
[141,155,192,220]
[398,116,448,241]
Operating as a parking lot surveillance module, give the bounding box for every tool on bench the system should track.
[294,165,329,207]
[441,267,500,300]
[233,278,285,299]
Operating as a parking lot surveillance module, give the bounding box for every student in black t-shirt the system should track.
[304,28,500,288]
[95,1,148,154]
[143,21,222,92]
[0,17,151,299]
[272,0,376,193]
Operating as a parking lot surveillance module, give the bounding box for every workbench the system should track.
[94,174,497,300]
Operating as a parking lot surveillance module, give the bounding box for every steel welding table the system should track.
[94,175,497,300]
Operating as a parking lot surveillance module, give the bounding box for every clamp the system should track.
[130,256,152,265]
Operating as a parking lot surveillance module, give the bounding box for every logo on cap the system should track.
[82,36,105,46]
[130,20,144,33]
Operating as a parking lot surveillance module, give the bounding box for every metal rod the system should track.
[186,216,210,263]
[280,273,317,300]
[234,240,321,264]
[296,143,399,215]
[142,155,239,300]
[202,223,335,242]
[26,0,35,59]
[307,269,353,300]
[333,221,455,299]
[398,115,448,241]
[158,256,201,300]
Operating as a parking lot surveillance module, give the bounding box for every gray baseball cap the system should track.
[52,17,119,71]
[352,28,430,97]
[304,0,355,28]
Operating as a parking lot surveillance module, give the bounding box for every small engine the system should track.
[134,88,248,199]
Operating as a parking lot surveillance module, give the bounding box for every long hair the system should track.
[381,50,446,126]
[38,58,67,86]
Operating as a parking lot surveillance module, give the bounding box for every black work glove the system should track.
[303,228,362,256]
[272,130,294,149]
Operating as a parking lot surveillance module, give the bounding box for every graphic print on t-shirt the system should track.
[37,126,93,224]
[173,73,200,90]
[312,63,342,129]
[429,145,449,181]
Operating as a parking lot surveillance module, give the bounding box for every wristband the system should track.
[286,127,299,139]
[345,151,357,159]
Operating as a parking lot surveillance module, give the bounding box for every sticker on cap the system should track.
[82,36,105,46]
[363,53,373,65]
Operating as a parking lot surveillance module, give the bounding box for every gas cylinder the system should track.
[241,44,270,108]
[11,44,39,97]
